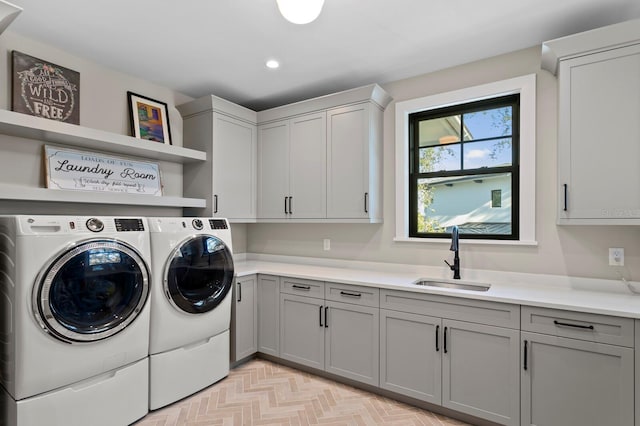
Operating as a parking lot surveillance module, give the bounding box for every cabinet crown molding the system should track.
[177,94,257,124]
[541,18,640,75]
[257,84,392,124]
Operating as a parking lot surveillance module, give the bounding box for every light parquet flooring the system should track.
[135,358,471,426]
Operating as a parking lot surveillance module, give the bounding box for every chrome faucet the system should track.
[444,225,460,279]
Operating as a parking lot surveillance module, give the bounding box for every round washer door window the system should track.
[34,239,150,344]
[164,234,234,314]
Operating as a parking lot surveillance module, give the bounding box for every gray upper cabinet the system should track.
[231,275,257,362]
[178,95,257,221]
[257,275,280,356]
[256,84,391,223]
[521,306,635,426]
[326,103,382,221]
[258,112,327,219]
[542,19,640,224]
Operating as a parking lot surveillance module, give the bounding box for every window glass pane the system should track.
[419,145,460,173]
[463,138,512,169]
[416,172,512,235]
[418,115,462,147]
[463,106,512,141]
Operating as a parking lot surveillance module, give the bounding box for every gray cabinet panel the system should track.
[522,306,634,347]
[521,331,634,426]
[381,289,520,329]
[280,277,325,299]
[443,319,520,426]
[635,320,640,426]
[257,275,279,356]
[232,275,257,362]
[325,301,379,386]
[379,309,442,405]
[279,293,325,369]
[325,281,379,307]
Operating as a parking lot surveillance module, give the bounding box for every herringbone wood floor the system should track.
[135,358,470,426]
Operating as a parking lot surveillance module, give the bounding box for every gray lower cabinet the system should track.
[380,309,442,404]
[521,306,636,426]
[280,292,325,369]
[636,319,639,426]
[279,279,380,387]
[442,319,520,425]
[257,275,280,356]
[380,289,520,426]
[380,309,519,425]
[324,300,379,386]
[231,275,257,362]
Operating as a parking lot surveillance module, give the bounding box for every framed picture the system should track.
[127,91,172,144]
[12,51,80,124]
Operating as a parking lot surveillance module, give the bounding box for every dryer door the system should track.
[34,239,150,343]
[164,234,234,314]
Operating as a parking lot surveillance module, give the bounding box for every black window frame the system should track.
[408,94,520,240]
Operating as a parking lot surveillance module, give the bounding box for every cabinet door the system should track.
[327,103,370,219]
[636,320,639,426]
[232,276,257,361]
[521,331,634,426]
[279,293,324,370]
[324,301,379,386]
[442,320,520,426]
[212,113,256,220]
[558,44,640,221]
[258,120,289,218]
[257,275,280,356]
[289,112,326,218]
[379,309,442,405]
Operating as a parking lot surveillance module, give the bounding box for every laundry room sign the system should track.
[44,145,163,196]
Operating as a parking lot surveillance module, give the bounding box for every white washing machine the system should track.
[0,215,151,426]
[147,217,235,410]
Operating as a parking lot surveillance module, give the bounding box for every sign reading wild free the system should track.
[12,51,80,124]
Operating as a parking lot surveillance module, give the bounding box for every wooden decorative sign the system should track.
[44,145,163,196]
[12,51,80,124]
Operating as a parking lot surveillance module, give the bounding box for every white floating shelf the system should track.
[0,109,206,163]
[0,184,206,208]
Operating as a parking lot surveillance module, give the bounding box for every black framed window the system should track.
[409,94,520,240]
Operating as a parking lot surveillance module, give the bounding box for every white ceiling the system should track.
[6,0,640,111]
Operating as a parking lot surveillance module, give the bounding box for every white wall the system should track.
[0,30,250,252]
[247,46,640,281]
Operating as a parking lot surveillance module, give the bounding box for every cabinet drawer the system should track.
[521,306,634,347]
[325,282,379,307]
[280,277,324,299]
[380,289,519,329]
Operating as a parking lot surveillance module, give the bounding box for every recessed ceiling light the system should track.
[266,59,280,69]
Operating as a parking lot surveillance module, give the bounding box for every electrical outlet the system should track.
[323,239,330,251]
[609,248,624,266]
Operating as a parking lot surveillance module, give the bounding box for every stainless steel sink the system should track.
[413,279,491,292]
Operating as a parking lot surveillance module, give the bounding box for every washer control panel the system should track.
[209,219,228,230]
[192,219,204,230]
[114,218,145,232]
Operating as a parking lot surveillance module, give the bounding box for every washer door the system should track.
[164,234,234,314]
[34,239,150,344]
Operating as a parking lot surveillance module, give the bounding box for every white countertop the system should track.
[235,254,640,319]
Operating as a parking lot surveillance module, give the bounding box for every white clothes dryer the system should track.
[147,217,234,410]
[0,216,151,426]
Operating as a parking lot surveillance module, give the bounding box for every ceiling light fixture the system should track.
[276,0,325,25]
[266,59,280,69]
